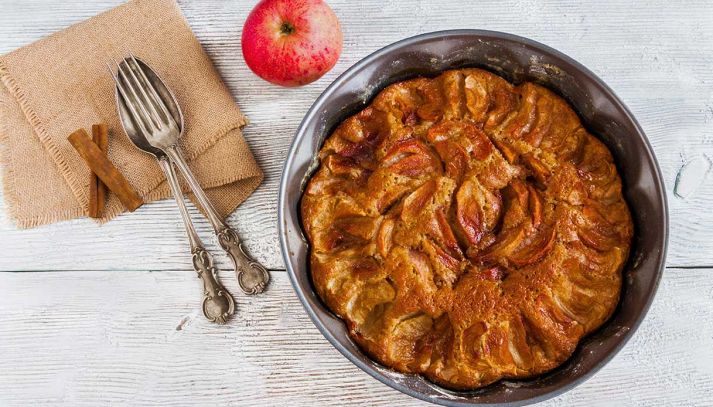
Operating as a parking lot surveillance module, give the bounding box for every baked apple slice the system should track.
[454,179,502,247]
[400,179,438,222]
[387,313,434,370]
[383,138,441,177]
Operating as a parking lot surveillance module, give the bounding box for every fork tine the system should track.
[122,56,165,129]
[116,58,158,132]
[108,60,150,136]
[128,53,174,125]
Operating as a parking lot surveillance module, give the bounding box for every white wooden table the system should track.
[1,1,712,405]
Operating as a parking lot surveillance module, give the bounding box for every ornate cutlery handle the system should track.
[192,246,235,324]
[165,146,270,294]
[159,157,235,323]
[217,227,270,295]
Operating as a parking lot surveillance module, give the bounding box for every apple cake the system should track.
[300,68,633,389]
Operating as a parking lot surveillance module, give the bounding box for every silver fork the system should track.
[110,55,270,296]
[109,61,234,324]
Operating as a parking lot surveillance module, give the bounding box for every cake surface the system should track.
[300,68,633,389]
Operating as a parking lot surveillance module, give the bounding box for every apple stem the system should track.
[280,22,295,35]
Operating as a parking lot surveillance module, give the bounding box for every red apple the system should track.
[241,0,343,87]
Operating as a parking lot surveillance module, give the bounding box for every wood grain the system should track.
[1,0,713,270]
[0,269,710,406]
[1,1,713,405]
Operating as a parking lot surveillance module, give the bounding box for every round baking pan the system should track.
[278,30,668,406]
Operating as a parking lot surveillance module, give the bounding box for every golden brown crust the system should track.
[300,69,633,389]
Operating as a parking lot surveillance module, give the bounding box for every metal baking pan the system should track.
[278,30,668,406]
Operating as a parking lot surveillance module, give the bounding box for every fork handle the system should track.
[158,157,235,323]
[164,146,270,295]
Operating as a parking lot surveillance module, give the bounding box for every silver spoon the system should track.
[109,61,235,324]
[111,55,270,296]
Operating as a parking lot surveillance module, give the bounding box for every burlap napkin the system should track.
[0,0,263,228]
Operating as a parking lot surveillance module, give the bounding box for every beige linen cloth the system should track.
[0,0,263,228]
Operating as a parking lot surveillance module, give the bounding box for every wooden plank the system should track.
[0,0,712,272]
[0,268,710,406]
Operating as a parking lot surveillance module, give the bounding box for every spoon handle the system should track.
[216,227,270,295]
[191,246,236,324]
[158,157,235,323]
[165,146,270,295]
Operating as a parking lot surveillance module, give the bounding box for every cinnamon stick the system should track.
[88,124,109,218]
[68,128,143,212]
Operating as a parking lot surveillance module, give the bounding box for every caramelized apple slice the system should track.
[413,314,454,372]
[312,228,362,253]
[577,226,617,252]
[372,79,427,124]
[455,179,502,247]
[401,179,437,222]
[461,321,488,364]
[426,121,452,144]
[500,181,545,231]
[455,180,484,246]
[415,79,445,122]
[548,127,591,165]
[522,93,553,148]
[383,138,441,177]
[504,84,538,139]
[376,217,396,258]
[533,292,582,337]
[566,239,620,270]
[464,74,490,123]
[382,139,424,164]
[521,153,551,185]
[483,182,555,267]
[335,107,387,144]
[312,255,380,304]
[506,315,534,370]
[348,256,381,279]
[574,205,621,252]
[355,302,391,342]
[482,324,516,368]
[537,96,583,155]
[520,296,579,361]
[474,226,525,266]
[485,86,518,129]
[374,183,410,214]
[462,128,493,162]
[510,179,529,204]
[427,121,492,161]
[334,216,380,240]
[323,154,370,181]
[388,313,434,369]
[392,154,436,177]
[555,260,621,332]
[477,150,523,190]
[407,249,438,294]
[428,208,463,258]
[578,156,617,187]
[304,176,355,197]
[492,138,518,164]
[433,140,468,184]
[332,197,368,218]
[528,185,544,228]
[507,224,556,268]
[441,71,466,119]
[422,238,462,285]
